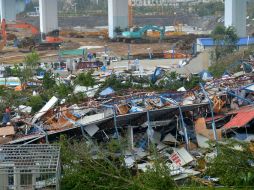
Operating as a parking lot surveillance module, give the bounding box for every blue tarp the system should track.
[243,83,254,92]
[87,53,93,61]
[2,113,10,124]
[243,63,253,73]
[37,71,45,77]
[151,67,164,83]
[199,70,213,81]
[129,106,144,113]
[99,87,115,96]
[222,70,231,77]
[233,133,248,141]
[101,66,107,72]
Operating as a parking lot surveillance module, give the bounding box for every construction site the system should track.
[1,0,254,189]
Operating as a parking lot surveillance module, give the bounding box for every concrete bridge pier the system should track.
[225,0,247,37]
[108,0,128,39]
[0,0,16,21]
[39,0,58,34]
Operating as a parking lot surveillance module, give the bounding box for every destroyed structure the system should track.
[1,1,254,187]
[1,58,254,186]
[0,144,60,190]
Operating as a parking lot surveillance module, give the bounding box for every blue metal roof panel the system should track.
[198,37,254,46]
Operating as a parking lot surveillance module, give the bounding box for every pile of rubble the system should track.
[1,56,254,184]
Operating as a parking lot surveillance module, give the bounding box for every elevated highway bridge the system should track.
[0,0,250,38]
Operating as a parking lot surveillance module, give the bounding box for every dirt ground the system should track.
[0,35,175,64]
[0,14,212,64]
[0,34,208,75]
[72,37,174,56]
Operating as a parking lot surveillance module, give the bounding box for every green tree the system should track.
[18,50,40,87]
[59,136,176,190]
[97,74,133,94]
[4,66,12,77]
[24,50,40,69]
[211,25,226,41]
[206,140,254,187]
[27,95,44,113]
[193,2,224,17]
[55,83,73,99]
[211,25,239,62]
[68,92,86,104]
[74,71,96,88]
[16,66,32,88]
[208,47,254,77]
[155,71,183,91]
[10,65,20,77]
[42,72,56,90]
[185,75,201,89]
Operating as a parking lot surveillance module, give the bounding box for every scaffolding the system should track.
[0,144,61,190]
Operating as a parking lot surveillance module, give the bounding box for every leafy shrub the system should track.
[206,140,254,187]
[59,136,176,190]
[74,71,96,87]
[27,95,44,113]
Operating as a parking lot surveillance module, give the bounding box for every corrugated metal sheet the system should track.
[205,115,225,122]
[244,84,254,92]
[224,109,254,129]
[226,106,254,115]
[195,118,222,140]
[9,103,208,144]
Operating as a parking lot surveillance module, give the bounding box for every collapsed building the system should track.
[1,53,254,186]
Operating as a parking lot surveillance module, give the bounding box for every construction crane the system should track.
[0,19,63,51]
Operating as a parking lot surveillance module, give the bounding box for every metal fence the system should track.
[0,144,60,190]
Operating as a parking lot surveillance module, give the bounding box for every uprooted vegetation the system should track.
[206,140,254,187]
[60,136,176,190]
[208,46,254,78]
[60,135,254,189]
